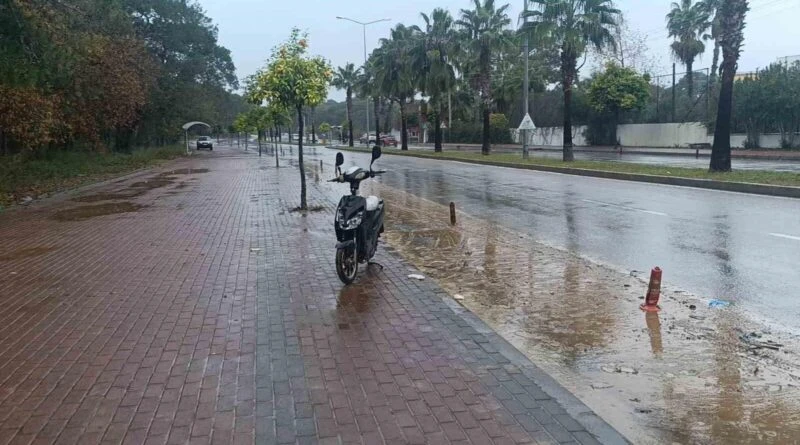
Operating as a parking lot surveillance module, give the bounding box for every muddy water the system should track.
[71,190,146,202]
[361,182,800,445]
[51,202,144,221]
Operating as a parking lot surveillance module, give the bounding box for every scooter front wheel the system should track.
[335,242,358,284]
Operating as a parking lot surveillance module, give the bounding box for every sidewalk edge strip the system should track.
[439,296,632,445]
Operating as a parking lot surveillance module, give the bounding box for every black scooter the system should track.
[329,147,386,284]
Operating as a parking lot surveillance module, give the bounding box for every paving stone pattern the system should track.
[0,146,604,444]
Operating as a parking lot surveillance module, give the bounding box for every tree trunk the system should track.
[400,98,408,151]
[561,52,576,162]
[434,105,442,152]
[346,87,354,147]
[711,40,721,81]
[373,97,380,146]
[297,105,307,209]
[687,59,694,98]
[381,99,391,134]
[710,59,734,172]
[481,105,490,155]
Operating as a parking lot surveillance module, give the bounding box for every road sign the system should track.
[518,113,536,131]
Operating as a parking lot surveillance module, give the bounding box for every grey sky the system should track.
[201,0,800,100]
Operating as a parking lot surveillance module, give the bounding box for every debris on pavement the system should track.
[591,382,613,390]
[740,332,783,351]
[453,294,465,301]
[708,299,731,308]
[408,274,425,280]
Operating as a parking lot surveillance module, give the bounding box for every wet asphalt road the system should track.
[301,147,800,332]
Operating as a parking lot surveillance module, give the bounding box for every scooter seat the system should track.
[365,195,381,211]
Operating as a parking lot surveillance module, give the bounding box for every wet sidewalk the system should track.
[0,144,623,445]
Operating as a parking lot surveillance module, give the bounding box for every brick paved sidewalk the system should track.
[0,144,625,445]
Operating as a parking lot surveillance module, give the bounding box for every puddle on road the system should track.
[361,181,800,445]
[51,202,144,221]
[0,245,58,261]
[129,178,174,190]
[162,168,210,175]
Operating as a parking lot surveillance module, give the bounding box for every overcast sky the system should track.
[201,0,800,100]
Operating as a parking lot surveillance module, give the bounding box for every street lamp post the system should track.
[336,16,391,144]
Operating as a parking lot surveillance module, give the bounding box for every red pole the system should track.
[640,267,662,312]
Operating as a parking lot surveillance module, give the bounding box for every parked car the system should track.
[196,136,213,150]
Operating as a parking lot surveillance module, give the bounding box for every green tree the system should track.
[414,8,459,152]
[710,0,748,172]
[331,63,360,147]
[319,122,331,143]
[373,24,421,150]
[733,74,766,148]
[667,0,710,98]
[248,29,332,209]
[588,63,650,143]
[523,0,620,161]
[456,0,513,155]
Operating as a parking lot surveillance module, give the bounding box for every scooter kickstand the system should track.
[368,261,384,270]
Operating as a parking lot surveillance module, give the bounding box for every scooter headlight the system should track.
[340,211,363,230]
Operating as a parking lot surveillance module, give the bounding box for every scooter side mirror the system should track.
[335,152,344,167]
[370,146,381,167]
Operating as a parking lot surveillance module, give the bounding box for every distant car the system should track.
[196,136,213,150]
[380,135,398,147]
[359,133,397,147]
[358,133,373,145]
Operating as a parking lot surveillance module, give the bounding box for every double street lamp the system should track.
[336,16,391,142]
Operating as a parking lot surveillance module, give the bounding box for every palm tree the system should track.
[414,8,459,152]
[523,0,620,161]
[373,24,420,150]
[710,0,749,172]
[666,0,710,97]
[331,63,360,147]
[456,0,513,155]
[701,0,722,81]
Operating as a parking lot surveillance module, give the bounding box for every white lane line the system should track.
[582,199,668,216]
[769,233,800,242]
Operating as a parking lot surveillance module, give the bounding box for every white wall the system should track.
[523,126,587,146]
[617,123,710,148]
[517,122,787,149]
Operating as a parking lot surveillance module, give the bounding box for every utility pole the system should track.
[519,0,534,159]
[672,63,677,123]
[337,16,391,142]
[522,25,530,159]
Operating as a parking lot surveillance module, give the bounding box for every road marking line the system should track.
[769,233,800,242]
[582,199,668,216]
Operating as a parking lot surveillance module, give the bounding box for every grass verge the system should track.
[340,147,800,188]
[0,145,186,208]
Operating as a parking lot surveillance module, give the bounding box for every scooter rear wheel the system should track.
[335,240,358,284]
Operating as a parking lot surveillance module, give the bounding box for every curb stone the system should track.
[332,147,800,199]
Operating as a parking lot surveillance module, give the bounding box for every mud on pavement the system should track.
[359,181,800,445]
